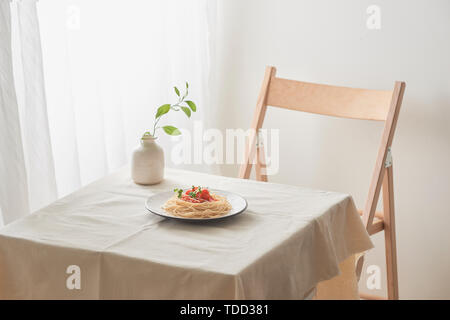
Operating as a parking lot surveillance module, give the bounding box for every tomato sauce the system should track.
[181,187,216,203]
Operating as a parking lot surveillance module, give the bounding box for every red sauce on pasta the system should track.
[176,187,216,203]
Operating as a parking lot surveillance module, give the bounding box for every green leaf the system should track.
[162,125,181,136]
[180,106,191,118]
[174,87,180,97]
[155,104,171,119]
[186,82,189,89]
[185,100,196,112]
[174,188,183,198]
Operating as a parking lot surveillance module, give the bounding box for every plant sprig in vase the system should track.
[143,82,197,138]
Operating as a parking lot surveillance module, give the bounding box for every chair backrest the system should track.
[267,77,393,121]
[239,66,406,232]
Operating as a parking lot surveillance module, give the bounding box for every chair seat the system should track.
[357,209,384,235]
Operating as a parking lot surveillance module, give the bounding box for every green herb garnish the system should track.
[173,188,183,198]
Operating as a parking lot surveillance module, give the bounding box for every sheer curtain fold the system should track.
[0,0,30,225]
[11,0,58,212]
[0,0,217,224]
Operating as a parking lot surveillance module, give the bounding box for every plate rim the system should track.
[144,189,248,221]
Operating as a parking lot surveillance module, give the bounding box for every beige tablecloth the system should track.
[0,168,373,299]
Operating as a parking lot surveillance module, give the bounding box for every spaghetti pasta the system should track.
[162,187,232,218]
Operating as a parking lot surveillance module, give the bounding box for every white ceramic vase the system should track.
[131,135,164,185]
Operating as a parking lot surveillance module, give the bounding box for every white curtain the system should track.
[0,0,217,225]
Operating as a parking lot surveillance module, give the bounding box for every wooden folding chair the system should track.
[239,66,405,300]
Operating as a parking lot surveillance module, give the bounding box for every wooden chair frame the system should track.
[239,66,405,300]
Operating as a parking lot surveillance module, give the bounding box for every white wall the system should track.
[215,0,450,299]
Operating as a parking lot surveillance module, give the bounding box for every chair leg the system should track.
[255,144,268,182]
[355,254,364,282]
[382,165,399,299]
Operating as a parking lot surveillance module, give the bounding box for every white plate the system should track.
[145,189,248,221]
